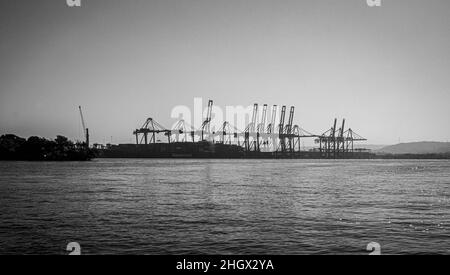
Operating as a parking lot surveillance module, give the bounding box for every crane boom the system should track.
[340,119,346,138]
[206,100,213,123]
[258,104,268,133]
[251,104,258,132]
[279,106,286,134]
[201,100,213,141]
[332,118,337,138]
[267,105,277,134]
[79,106,87,136]
[78,106,89,148]
[287,106,295,134]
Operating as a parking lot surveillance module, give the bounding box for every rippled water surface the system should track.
[0,159,449,255]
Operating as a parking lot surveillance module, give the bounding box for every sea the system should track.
[0,159,448,255]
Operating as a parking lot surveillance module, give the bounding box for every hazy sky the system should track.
[1,0,449,145]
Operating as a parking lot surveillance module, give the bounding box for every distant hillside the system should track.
[377,142,450,155]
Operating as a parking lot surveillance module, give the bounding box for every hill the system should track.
[377,142,450,155]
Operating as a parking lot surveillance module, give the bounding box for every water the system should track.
[0,159,448,255]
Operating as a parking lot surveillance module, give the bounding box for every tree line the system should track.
[0,134,95,161]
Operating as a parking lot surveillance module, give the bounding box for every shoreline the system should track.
[2,156,449,161]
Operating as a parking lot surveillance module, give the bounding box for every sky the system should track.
[0,0,449,145]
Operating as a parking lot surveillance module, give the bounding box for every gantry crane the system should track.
[316,118,367,158]
[133,118,170,145]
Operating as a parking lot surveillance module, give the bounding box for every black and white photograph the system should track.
[0,0,449,261]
